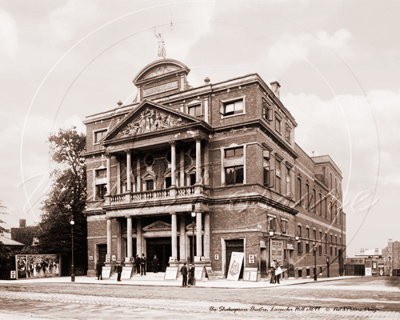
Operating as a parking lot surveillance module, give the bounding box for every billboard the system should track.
[227,252,244,281]
[16,254,61,279]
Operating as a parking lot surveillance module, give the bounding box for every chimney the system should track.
[270,81,281,99]
[19,219,26,228]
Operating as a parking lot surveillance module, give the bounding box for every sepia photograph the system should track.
[0,0,399,319]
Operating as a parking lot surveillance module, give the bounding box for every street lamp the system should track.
[313,241,317,281]
[70,220,75,282]
[191,212,196,264]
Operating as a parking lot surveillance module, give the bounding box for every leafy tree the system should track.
[0,201,13,279]
[0,201,9,234]
[38,127,87,273]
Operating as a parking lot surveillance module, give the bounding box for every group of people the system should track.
[96,254,160,281]
[270,259,283,284]
[180,263,195,287]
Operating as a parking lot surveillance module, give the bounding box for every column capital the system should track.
[125,215,132,219]
[105,216,112,220]
[169,140,177,145]
[124,149,131,154]
[169,212,176,216]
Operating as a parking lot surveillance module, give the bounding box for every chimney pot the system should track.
[270,81,281,99]
[19,219,26,228]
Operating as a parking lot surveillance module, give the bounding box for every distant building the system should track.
[10,219,40,247]
[0,233,24,251]
[382,239,400,276]
[83,58,346,279]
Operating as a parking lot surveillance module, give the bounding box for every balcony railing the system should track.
[104,185,206,206]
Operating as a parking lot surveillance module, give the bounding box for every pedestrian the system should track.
[275,262,282,284]
[116,262,122,282]
[188,264,195,286]
[96,260,102,280]
[135,254,140,275]
[140,253,146,276]
[153,255,159,273]
[270,260,276,284]
[180,263,188,287]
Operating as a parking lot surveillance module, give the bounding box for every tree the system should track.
[38,127,87,273]
[0,201,13,279]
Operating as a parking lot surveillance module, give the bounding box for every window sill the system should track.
[221,112,245,119]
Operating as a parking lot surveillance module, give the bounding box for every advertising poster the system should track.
[16,254,61,279]
[270,240,284,267]
[227,252,244,281]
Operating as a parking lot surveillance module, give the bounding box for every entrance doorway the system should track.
[146,237,172,272]
[97,244,107,264]
[225,239,244,278]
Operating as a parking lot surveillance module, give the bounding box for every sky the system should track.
[0,0,399,257]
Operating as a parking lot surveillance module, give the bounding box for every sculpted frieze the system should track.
[117,107,184,138]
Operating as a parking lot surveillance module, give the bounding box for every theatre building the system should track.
[84,57,346,279]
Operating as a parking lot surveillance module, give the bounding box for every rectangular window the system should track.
[269,216,276,232]
[225,147,243,158]
[221,99,243,116]
[313,189,316,213]
[306,228,310,239]
[306,242,310,254]
[306,184,310,210]
[298,178,302,206]
[319,244,322,256]
[306,268,310,277]
[286,167,291,197]
[225,166,244,185]
[263,158,270,186]
[285,125,291,142]
[298,241,303,255]
[165,177,172,188]
[188,104,202,117]
[330,246,333,256]
[329,202,333,220]
[313,229,317,240]
[325,233,328,254]
[298,225,302,238]
[281,219,287,234]
[276,160,281,194]
[95,184,107,200]
[275,117,281,133]
[319,193,322,215]
[262,101,273,121]
[146,179,154,191]
[94,129,107,144]
[95,169,107,179]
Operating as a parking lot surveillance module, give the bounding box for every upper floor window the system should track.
[225,166,243,185]
[313,229,317,240]
[262,100,273,121]
[275,159,281,194]
[298,177,302,206]
[94,129,107,144]
[285,125,291,142]
[297,225,302,238]
[268,216,276,232]
[225,147,243,158]
[220,99,243,117]
[306,184,310,210]
[306,227,310,239]
[275,116,282,133]
[263,158,274,187]
[286,167,291,197]
[95,169,107,179]
[281,219,287,234]
[188,104,202,117]
[319,193,322,215]
[313,189,316,213]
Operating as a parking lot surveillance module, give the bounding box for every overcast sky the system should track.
[0,0,398,257]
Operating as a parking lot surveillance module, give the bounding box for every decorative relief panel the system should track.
[143,65,179,79]
[117,107,185,138]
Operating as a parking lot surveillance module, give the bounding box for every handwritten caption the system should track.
[209,306,382,313]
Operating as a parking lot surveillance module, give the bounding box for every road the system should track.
[0,277,399,319]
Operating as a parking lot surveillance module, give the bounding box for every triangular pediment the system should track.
[185,165,196,174]
[143,220,171,232]
[186,222,196,231]
[141,170,156,180]
[103,100,201,141]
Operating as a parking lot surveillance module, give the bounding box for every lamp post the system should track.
[70,220,75,282]
[313,241,317,281]
[191,212,196,264]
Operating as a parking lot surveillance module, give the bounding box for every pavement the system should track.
[1,273,363,288]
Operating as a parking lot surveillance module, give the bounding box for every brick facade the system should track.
[83,58,346,279]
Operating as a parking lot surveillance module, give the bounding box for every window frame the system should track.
[262,99,273,122]
[275,114,282,134]
[220,96,246,118]
[285,125,291,142]
[225,165,244,185]
[188,104,202,117]
[93,128,108,145]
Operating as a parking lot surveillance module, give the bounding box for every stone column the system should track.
[171,213,177,259]
[180,149,185,187]
[170,141,176,187]
[204,144,210,186]
[106,154,111,195]
[180,215,186,262]
[136,156,141,192]
[107,218,112,255]
[126,150,131,191]
[116,218,122,262]
[116,161,121,194]
[221,238,226,277]
[196,138,202,184]
[126,216,132,259]
[136,217,142,256]
[196,212,202,257]
[204,212,210,260]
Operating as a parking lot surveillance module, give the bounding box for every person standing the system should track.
[270,260,276,284]
[96,260,102,280]
[116,262,122,282]
[135,254,140,275]
[180,263,188,287]
[275,262,282,284]
[188,264,195,286]
[153,255,159,273]
[140,254,146,276]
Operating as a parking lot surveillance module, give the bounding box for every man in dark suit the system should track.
[116,262,122,282]
[180,263,188,287]
[140,254,146,276]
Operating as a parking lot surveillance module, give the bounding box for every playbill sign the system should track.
[270,240,284,266]
[227,252,244,281]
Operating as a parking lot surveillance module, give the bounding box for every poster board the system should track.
[365,267,372,276]
[243,268,258,282]
[227,252,244,281]
[121,267,132,280]
[270,240,284,267]
[102,266,111,279]
[195,266,204,280]
[16,254,61,279]
[164,266,178,280]
[205,266,214,280]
